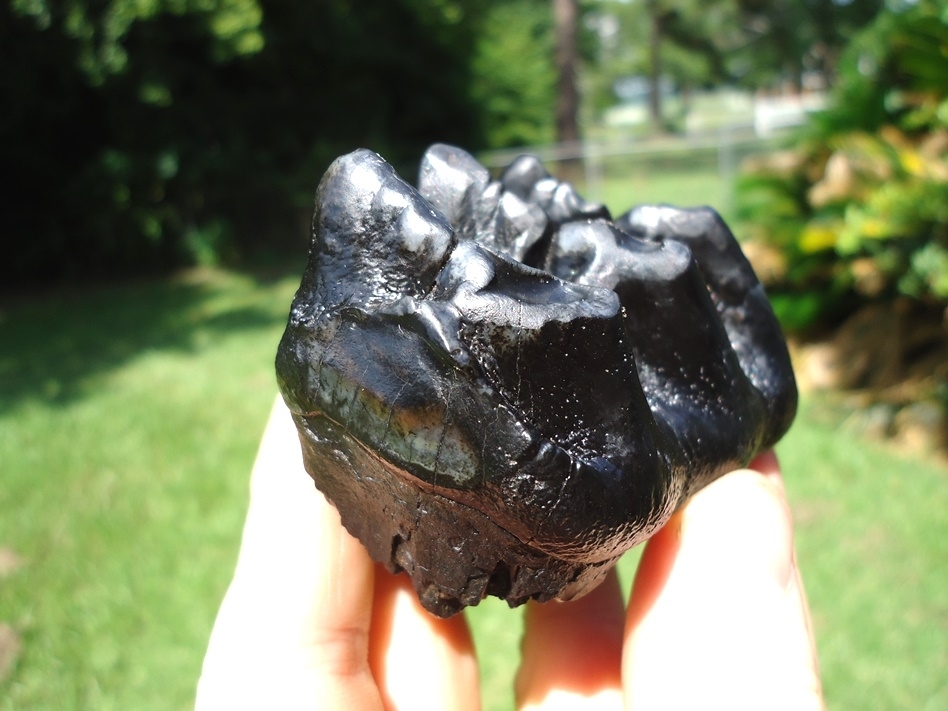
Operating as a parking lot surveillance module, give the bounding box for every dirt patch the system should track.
[0,624,21,684]
[792,300,948,453]
[0,548,23,579]
[791,498,843,528]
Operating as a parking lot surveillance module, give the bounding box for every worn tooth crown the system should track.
[277,144,797,618]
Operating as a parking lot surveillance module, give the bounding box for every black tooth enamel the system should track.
[277,144,798,618]
[499,154,611,225]
[616,205,797,448]
[419,143,548,262]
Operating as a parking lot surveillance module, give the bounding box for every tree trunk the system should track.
[647,0,664,133]
[553,0,582,181]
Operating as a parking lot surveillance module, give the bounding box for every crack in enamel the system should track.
[276,143,797,617]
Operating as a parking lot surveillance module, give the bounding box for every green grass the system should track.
[4,269,944,711]
[776,401,948,710]
[0,268,300,709]
[1,211,945,708]
[576,148,743,226]
[595,162,730,219]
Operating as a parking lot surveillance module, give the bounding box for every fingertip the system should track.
[683,468,795,590]
[516,571,625,710]
[748,448,782,482]
[624,511,681,638]
[199,398,382,709]
[370,564,478,663]
[622,464,823,711]
[370,567,480,711]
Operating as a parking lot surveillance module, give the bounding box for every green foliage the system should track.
[735,0,948,329]
[11,0,265,83]
[2,0,500,285]
[471,0,556,147]
[583,0,883,124]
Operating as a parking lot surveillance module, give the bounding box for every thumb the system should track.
[622,453,824,710]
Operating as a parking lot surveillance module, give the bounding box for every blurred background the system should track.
[1,0,946,708]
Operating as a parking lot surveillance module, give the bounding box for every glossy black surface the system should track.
[277,144,797,617]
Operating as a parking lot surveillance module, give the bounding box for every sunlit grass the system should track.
[0,269,299,709]
[588,155,732,220]
[776,401,948,710]
[1,170,945,708]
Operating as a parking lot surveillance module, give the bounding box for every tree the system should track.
[2,0,492,284]
[471,0,556,148]
[553,0,582,146]
[585,0,885,129]
[735,0,948,328]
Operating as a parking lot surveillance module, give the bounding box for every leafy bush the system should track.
[470,0,556,148]
[735,0,948,330]
[3,0,523,285]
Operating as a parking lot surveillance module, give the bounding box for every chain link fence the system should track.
[479,129,782,218]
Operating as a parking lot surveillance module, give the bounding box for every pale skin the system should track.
[197,399,825,710]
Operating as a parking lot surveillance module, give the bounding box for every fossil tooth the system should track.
[276,144,797,618]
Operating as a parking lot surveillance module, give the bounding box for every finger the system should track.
[747,451,822,685]
[197,398,383,710]
[623,453,824,711]
[369,564,480,711]
[516,570,625,710]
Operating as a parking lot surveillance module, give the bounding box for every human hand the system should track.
[197,399,824,710]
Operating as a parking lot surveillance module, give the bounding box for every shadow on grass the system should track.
[0,263,303,412]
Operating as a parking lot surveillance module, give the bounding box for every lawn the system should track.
[1,163,945,708]
[582,146,736,221]
[0,268,298,709]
